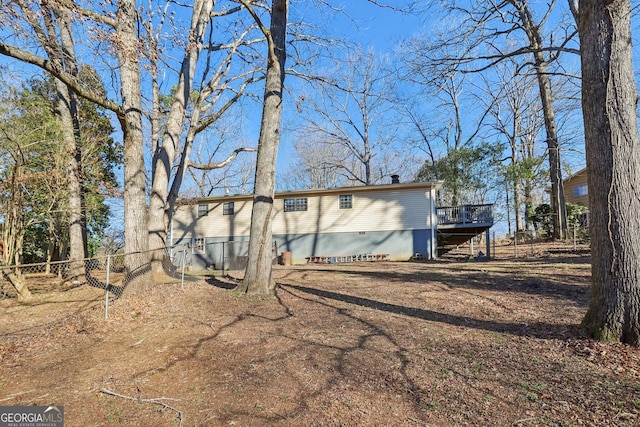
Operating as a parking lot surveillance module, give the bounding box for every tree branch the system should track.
[0,43,123,116]
[189,147,257,170]
[56,0,118,28]
[100,388,183,425]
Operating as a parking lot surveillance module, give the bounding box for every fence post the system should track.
[492,232,496,259]
[105,255,111,320]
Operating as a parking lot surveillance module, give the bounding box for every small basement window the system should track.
[192,237,205,254]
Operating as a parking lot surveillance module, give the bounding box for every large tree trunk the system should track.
[117,0,150,294]
[238,0,288,296]
[148,0,214,273]
[54,77,86,283]
[578,0,640,345]
[42,3,87,282]
[57,14,87,283]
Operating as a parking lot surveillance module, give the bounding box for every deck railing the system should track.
[436,204,493,225]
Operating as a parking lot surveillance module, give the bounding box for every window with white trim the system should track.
[198,204,209,217]
[284,197,307,212]
[223,202,234,215]
[339,194,352,209]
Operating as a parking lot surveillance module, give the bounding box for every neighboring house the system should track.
[171,180,443,270]
[563,167,589,209]
[562,167,590,228]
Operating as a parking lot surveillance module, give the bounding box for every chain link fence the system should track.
[169,240,278,273]
[0,240,278,303]
[0,247,174,310]
[490,224,590,259]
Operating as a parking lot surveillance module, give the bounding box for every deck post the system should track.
[485,229,491,258]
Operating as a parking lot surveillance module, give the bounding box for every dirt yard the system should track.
[1,243,639,426]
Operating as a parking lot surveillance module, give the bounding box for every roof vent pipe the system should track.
[391,174,400,184]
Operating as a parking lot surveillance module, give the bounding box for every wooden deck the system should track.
[437,204,493,227]
[436,204,494,253]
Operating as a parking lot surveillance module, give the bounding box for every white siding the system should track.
[272,188,431,235]
[172,199,253,239]
[172,183,439,240]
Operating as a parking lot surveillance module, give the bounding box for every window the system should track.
[573,184,588,197]
[223,202,234,215]
[284,197,307,212]
[198,204,209,217]
[339,194,352,209]
[192,237,205,254]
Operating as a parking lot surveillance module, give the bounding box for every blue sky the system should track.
[333,2,427,50]
[1,1,624,234]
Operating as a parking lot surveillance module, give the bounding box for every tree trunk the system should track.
[117,0,150,295]
[43,4,87,282]
[5,270,32,302]
[509,134,524,232]
[148,0,214,273]
[54,76,86,283]
[238,0,288,296]
[524,181,534,232]
[578,0,640,345]
[513,179,523,232]
[513,0,568,240]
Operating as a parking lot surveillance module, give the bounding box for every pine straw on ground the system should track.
[1,245,639,426]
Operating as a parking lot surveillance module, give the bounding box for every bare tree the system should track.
[237,0,288,296]
[1,1,261,290]
[186,120,257,197]
[574,0,640,345]
[4,2,88,282]
[420,0,580,239]
[400,38,493,206]
[296,47,401,186]
[282,133,354,190]
[146,1,260,273]
[42,4,87,282]
[482,61,545,233]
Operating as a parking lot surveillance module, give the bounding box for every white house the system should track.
[171,180,443,270]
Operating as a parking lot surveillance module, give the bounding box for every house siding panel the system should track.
[562,168,589,209]
[171,182,441,267]
[172,199,253,241]
[273,188,432,235]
